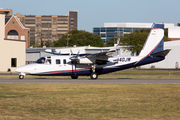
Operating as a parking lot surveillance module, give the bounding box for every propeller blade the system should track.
[70,49,73,55]
[76,50,80,58]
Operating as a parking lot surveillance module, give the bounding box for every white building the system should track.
[142,40,180,69]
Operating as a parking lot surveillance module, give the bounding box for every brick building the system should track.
[5,15,30,48]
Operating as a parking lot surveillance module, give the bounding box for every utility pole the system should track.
[114,35,115,44]
[66,34,72,47]
[43,30,45,46]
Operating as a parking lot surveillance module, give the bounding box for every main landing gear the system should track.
[90,72,98,79]
[90,64,98,80]
[71,75,78,79]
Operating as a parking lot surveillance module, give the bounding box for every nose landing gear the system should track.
[19,75,24,79]
[19,73,26,79]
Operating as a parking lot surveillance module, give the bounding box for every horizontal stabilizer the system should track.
[150,49,171,57]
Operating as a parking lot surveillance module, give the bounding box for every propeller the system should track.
[70,49,80,76]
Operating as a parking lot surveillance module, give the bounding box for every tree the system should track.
[30,39,35,47]
[120,29,170,55]
[45,40,54,47]
[106,37,118,47]
[177,23,180,26]
[53,30,105,47]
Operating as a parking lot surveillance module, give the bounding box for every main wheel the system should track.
[71,75,78,79]
[19,75,24,79]
[90,72,98,79]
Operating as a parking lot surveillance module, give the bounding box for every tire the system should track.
[71,75,78,79]
[19,75,24,79]
[90,72,98,80]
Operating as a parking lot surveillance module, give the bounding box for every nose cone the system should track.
[15,64,37,74]
[15,65,26,73]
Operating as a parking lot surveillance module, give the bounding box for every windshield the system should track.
[35,57,45,64]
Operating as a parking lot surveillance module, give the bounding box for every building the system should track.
[5,15,30,48]
[168,27,180,41]
[0,9,78,46]
[0,8,12,15]
[15,10,77,45]
[0,14,26,72]
[93,23,174,43]
[141,40,180,69]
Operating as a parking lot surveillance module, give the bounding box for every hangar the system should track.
[0,14,29,72]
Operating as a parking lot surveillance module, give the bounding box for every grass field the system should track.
[0,84,180,120]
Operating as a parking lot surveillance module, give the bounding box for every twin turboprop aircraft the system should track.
[16,23,170,79]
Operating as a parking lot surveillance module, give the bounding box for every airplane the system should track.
[15,23,170,80]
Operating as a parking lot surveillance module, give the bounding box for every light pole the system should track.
[115,31,123,45]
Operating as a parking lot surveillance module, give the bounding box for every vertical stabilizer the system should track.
[139,23,164,56]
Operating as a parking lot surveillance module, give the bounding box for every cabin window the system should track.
[56,59,61,64]
[63,59,66,64]
[11,58,17,67]
[36,57,45,64]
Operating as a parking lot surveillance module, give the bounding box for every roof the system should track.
[104,23,174,28]
[5,15,29,30]
[164,40,180,47]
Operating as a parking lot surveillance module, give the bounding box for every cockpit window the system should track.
[46,59,51,64]
[35,57,45,64]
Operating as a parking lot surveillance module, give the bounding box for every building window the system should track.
[100,28,106,32]
[7,30,19,40]
[11,58,17,67]
[8,30,18,35]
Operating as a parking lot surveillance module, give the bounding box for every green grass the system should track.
[0,84,180,119]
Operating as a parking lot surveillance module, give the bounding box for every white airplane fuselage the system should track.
[15,54,164,76]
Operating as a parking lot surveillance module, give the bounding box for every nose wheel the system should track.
[19,75,24,79]
[19,73,26,79]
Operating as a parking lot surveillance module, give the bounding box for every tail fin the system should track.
[139,23,164,56]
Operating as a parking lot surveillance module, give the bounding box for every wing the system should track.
[70,49,116,65]
[86,49,116,60]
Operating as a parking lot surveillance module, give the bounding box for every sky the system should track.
[1,0,180,32]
